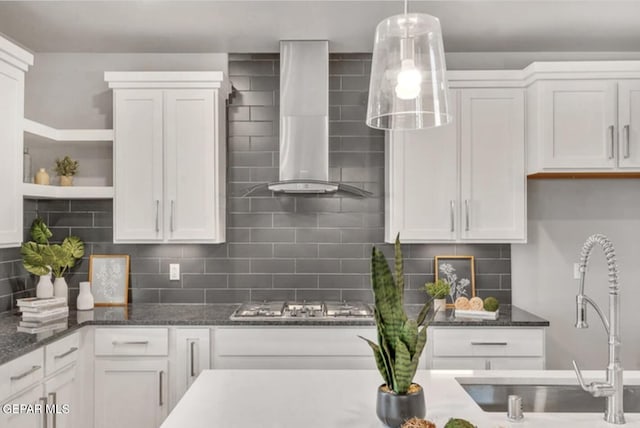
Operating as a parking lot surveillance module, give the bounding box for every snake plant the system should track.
[359,235,430,394]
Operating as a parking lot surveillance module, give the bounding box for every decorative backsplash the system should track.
[0,54,512,312]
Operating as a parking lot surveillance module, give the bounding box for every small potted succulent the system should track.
[425,279,450,312]
[54,155,79,186]
[359,235,431,428]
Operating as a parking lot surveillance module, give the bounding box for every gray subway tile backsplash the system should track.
[0,54,511,312]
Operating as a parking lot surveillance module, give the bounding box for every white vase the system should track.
[434,298,447,313]
[76,281,94,311]
[53,277,68,301]
[36,273,54,298]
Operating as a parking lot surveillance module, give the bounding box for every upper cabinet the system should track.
[526,62,640,173]
[386,87,526,243]
[0,36,33,248]
[105,72,229,244]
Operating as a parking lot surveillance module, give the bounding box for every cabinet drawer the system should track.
[0,349,44,402]
[214,327,375,357]
[431,357,545,370]
[45,332,80,376]
[95,328,168,356]
[431,328,544,357]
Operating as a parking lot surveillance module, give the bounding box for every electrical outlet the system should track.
[573,263,581,280]
[169,263,180,281]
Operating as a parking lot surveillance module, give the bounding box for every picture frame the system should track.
[434,255,476,307]
[88,255,130,306]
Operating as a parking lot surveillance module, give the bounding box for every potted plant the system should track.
[359,235,431,428]
[425,279,449,312]
[54,155,79,186]
[21,218,85,302]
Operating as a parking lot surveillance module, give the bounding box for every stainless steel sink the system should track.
[459,383,640,413]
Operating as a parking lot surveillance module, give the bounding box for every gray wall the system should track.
[0,53,512,310]
[0,248,29,312]
[512,180,640,369]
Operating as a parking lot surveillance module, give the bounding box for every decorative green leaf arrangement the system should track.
[425,279,450,299]
[54,155,79,177]
[21,218,85,278]
[359,235,431,394]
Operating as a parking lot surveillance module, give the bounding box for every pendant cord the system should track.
[404,0,408,15]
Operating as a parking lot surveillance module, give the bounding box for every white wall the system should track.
[513,179,640,370]
[25,52,228,128]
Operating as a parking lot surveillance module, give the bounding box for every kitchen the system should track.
[0,1,640,427]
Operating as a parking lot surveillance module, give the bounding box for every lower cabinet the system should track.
[43,363,79,428]
[424,326,546,369]
[171,328,210,410]
[94,359,168,428]
[212,327,377,369]
[0,384,43,428]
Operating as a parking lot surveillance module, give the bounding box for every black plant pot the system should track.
[376,384,426,428]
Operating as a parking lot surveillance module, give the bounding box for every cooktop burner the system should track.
[230,301,373,320]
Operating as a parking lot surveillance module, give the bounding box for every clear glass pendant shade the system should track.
[366,13,452,130]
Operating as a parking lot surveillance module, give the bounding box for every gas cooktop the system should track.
[229,301,374,320]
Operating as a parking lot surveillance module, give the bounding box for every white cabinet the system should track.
[212,327,377,369]
[0,36,33,248]
[424,327,546,370]
[105,72,228,244]
[0,384,43,428]
[527,78,640,172]
[386,88,526,243]
[94,327,169,428]
[43,364,77,428]
[171,328,210,409]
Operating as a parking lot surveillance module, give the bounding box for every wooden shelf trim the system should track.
[23,118,113,141]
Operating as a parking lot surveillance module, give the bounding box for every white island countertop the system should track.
[161,369,640,428]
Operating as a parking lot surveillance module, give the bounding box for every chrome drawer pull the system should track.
[450,200,455,232]
[49,392,57,428]
[159,370,164,406]
[10,365,41,381]
[40,397,48,428]
[471,342,508,346]
[608,125,615,159]
[112,340,149,345]
[54,347,78,360]
[624,124,631,159]
[190,341,196,377]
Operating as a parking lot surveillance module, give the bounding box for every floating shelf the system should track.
[23,118,114,141]
[23,183,114,200]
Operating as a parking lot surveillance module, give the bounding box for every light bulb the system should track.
[395,59,422,100]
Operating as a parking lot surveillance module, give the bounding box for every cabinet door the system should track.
[385,90,459,243]
[0,61,23,248]
[0,384,43,428]
[164,90,223,242]
[43,364,77,428]
[94,359,168,428]
[539,80,617,169]
[172,329,210,409]
[618,80,640,169]
[113,89,164,242]
[460,88,526,241]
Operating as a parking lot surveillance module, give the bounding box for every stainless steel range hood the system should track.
[251,40,369,197]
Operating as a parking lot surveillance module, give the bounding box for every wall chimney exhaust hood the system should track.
[243,40,371,197]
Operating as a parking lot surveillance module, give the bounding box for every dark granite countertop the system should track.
[0,303,548,366]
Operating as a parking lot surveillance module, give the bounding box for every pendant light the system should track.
[366,0,451,130]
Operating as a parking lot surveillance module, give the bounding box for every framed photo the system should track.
[434,255,476,307]
[89,255,130,306]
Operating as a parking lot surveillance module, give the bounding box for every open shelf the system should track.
[23,118,114,141]
[23,183,114,200]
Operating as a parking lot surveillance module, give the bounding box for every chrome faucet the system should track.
[572,234,625,424]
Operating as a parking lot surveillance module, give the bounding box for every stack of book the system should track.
[17,297,69,333]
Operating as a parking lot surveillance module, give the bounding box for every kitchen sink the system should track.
[458,382,640,413]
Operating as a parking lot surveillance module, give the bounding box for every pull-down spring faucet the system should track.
[572,233,625,424]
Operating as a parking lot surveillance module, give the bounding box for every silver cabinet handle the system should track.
[608,125,615,159]
[485,359,491,370]
[190,341,196,377]
[54,347,78,360]
[40,397,48,428]
[624,124,631,158]
[170,200,175,233]
[471,342,508,346]
[155,200,160,232]
[112,340,149,345]
[464,199,470,232]
[159,370,164,406]
[449,200,455,233]
[10,365,41,381]
[48,392,57,428]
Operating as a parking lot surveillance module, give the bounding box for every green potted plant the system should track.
[359,235,431,428]
[54,155,79,186]
[425,279,450,312]
[21,218,84,302]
